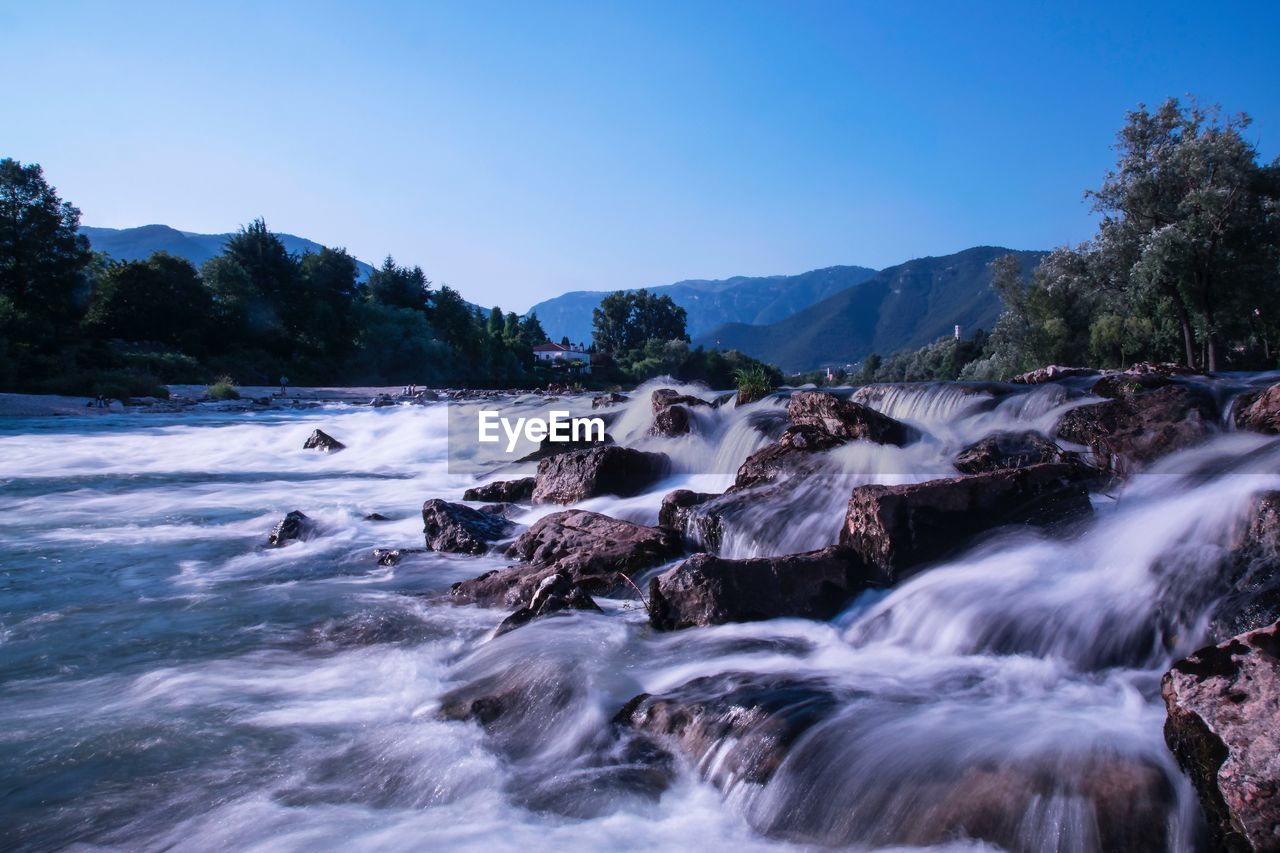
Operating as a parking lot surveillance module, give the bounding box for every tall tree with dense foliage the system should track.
[591,289,688,353]
[83,253,212,347]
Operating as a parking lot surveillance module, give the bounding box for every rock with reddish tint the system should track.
[495,571,603,635]
[657,489,717,533]
[787,390,912,446]
[650,404,694,437]
[841,464,1092,580]
[268,510,314,546]
[303,429,346,453]
[953,431,1065,474]
[733,425,844,489]
[648,545,884,630]
[532,446,668,504]
[450,510,681,608]
[463,476,536,503]
[1055,384,1219,474]
[651,388,710,414]
[1234,384,1280,436]
[514,432,614,463]
[422,499,512,555]
[1162,620,1280,853]
[1010,365,1098,384]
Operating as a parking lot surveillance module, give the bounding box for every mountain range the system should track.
[81,224,377,280]
[524,265,877,345]
[694,247,1046,371]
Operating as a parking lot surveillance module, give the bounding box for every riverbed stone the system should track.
[268,510,314,546]
[787,390,912,446]
[953,430,1065,474]
[532,446,668,504]
[302,429,346,453]
[422,499,512,555]
[1234,384,1280,436]
[463,476,536,503]
[1055,383,1219,474]
[495,570,603,635]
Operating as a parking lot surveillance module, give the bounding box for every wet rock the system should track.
[733,425,844,489]
[532,446,668,505]
[657,489,717,532]
[841,463,1092,580]
[1208,492,1280,643]
[421,499,513,555]
[372,547,427,567]
[615,672,841,787]
[651,388,710,414]
[450,510,681,608]
[1010,365,1098,384]
[650,404,694,437]
[268,510,313,546]
[592,391,629,409]
[1055,384,1219,474]
[1162,620,1280,852]
[514,432,614,463]
[495,571,603,635]
[1234,384,1280,436]
[304,610,431,649]
[953,430,1065,474]
[364,512,390,521]
[302,429,346,453]
[370,393,396,408]
[463,476,536,503]
[648,545,884,630]
[787,390,912,446]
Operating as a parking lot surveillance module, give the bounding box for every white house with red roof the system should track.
[532,341,591,373]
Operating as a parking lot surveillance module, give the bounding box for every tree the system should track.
[83,252,211,347]
[367,255,430,311]
[0,158,93,348]
[518,312,547,348]
[591,289,688,353]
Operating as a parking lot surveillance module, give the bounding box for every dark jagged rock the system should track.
[450,510,681,608]
[370,393,396,408]
[733,425,844,489]
[651,388,710,414]
[648,545,884,630]
[495,571,603,635]
[421,499,512,555]
[650,404,693,437]
[841,464,1092,580]
[364,512,390,521]
[268,510,313,546]
[303,429,346,453]
[1208,492,1280,643]
[953,430,1065,474]
[1010,365,1098,384]
[532,446,668,504]
[787,390,912,446]
[657,489,717,532]
[592,391,629,409]
[372,547,427,567]
[514,432,614,463]
[615,672,841,787]
[1234,384,1280,436]
[1055,384,1219,474]
[463,476,536,503]
[1162,620,1280,852]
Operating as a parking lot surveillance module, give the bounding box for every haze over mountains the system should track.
[81,225,377,279]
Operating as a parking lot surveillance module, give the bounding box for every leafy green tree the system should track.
[591,289,688,353]
[0,158,93,349]
[83,252,211,347]
[367,255,430,311]
[518,313,548,348]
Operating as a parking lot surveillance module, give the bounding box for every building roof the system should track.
[532,342,569,352]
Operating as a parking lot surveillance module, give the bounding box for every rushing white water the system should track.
[0,378,1274,851]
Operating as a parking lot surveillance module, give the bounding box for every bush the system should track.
[121,351,205,383]
[31,369,169,401]
[205,375,241,400]
[735,364,774,405]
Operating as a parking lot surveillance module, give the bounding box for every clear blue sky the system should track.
[4,1,1278,312]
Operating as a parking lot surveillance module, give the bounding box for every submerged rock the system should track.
[953,430,1066,474]
[372,547,427,567]
[268,510,313,546]
[1208,491,1280,643]
[532,446,668,504]
[450,510,681,608]
[302,429,346,453]
[495,571,603,635]
[1162,620,1280,852]
[1055,383,1219,474]
[841,463,1092,580]
[1234,383,1280,436]
[421,499,512,555]
[463,476,536,503]
[648,545,884,630]
[787,390,912,446]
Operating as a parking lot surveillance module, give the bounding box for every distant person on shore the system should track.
[279,376,289,397]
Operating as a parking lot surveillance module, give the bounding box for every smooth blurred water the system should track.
[0,381,1275,851]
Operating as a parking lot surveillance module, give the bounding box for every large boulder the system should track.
[532,446,668,504]
[463,476,536,503]
[268,510,314,546]
[841,464,1092,580]
[648,545,885,630]
[514,431,615,463]
[1234,384,1280,436]
[1208,492,1280,643]
[657,489,717,533]
[650,389,711,437]
[450,510,681,608]
[422,499,512,555]
[1055,384,1218,474]
[1162,620,1280,852]
[733,425,844,489]
[1010,365,1098,384]
[302,429,346,453]
[953,430,1066,474]
[494,570,602,635]
[651,388,710,414]
[787,390,912,446]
